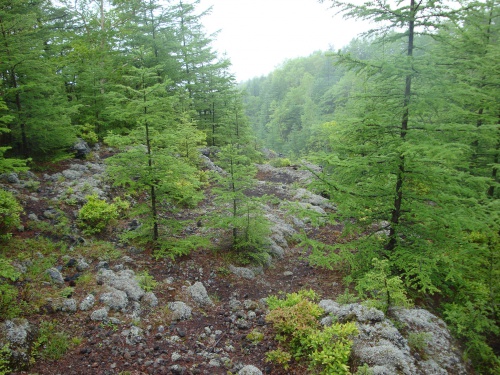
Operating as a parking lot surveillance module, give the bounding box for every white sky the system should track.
[198,0,371,82]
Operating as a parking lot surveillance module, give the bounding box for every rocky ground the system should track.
[0,147,472,375]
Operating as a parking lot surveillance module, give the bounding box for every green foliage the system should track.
[76,123,98,146]
[154,235,211,261]
[0,344,11,375]
[444,301,500,374]
[34,321,71,360]
[0,189,23,241]
[407,332,432,359]
[209,144,271,264]
[0,258,21,319]
[269,158,292,168]
[246,329,264,344]
[77,194,118,235]
[336,289,360,305]
[135,271,158,292]
[356,258,412,313]
[355,364,374,375]
[265,290,358,375]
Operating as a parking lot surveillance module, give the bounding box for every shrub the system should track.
[77,194,118,235]
[265,290,358,375]
[269,158,292,168]
[135,270,158,292]
[0,189,22,241]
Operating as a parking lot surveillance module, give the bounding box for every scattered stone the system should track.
[28,213,39,221]
[229,265,255,279]
[90,308,108,321]
[76,258,90,272]
[46,268,64,284]
[283,271,293,277]
[72,138,91,159]
[168,301,192,321]
[187,282,214,307]
[238,365,263,375]
[61,298,77,313]
[142,292,158,307]
[97,269,145,301]
[80,294,96,311]
[100,287,129,311]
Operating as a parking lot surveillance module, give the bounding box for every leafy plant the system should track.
[265,290,358,375]
[0,344,11,375]
[34,321,71,360]
[407,332,432,359]
[77,194,118,235]
[0,189,23,241]
[154,235,211,261]
[246,329,264,344]
[135,270,158,292]
[356,258,412,313]
[269,157,292,168]
[0,258,22,318]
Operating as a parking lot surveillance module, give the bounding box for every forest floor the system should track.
[6,152,348,375]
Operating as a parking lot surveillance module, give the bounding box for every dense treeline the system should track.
[0,0,248,162]
[243,0,499,372]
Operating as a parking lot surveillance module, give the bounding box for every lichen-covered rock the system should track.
[187,282,214,307]
[391,308,468,375]
[168,301,192,321]
[229,265,255,279]
[293,188,335,209]
[319,300,385,323]
[100,287,129,311]
[61,298,77,313]
[76,258,89,272]
[96,269,144,301]
[46,267,64,284]
[142,292,158,307]
[238,364,263,375]
[0,319,36,372]
[90,308,108,321]
[79,294,96,311]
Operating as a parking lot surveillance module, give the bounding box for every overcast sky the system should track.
[198,0,371,82]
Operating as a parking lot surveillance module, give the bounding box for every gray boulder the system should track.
[79,294,96,311]
[229,265,255,279]
[90,308,108,321]
[46,268,64,285]
[0,319,36,372]
[187,282,214,307]
[238,365,263,375]
[168,301,192,321]
[97,269,145,301]
[61,298,77,313]
[100,287,129,311]
[72,138,91,159]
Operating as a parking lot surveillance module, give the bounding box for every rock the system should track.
[187,282,214,307]
[229,265,255,279]
[238,365,263,375]
[97,269,145,301]
[122,326,143,345]
[80,294,96,311]
[46,268,64,284]
[27,213,39,221]
[5,173,20,184]
[0,319,36,372]
[100,287,129,311]
[168,301,192,321]
[283,271,293,277]
[142,292,158,307]
[319,300,385,323]
[391,308,468,375]
[293,188,335,209]
[61,298,77,313]
[76,258,90,272]
[62,169,83,180]
[72,138,91,159]
[90,308,108,321]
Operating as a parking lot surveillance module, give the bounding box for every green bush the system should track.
[269,157,292,168]
[77,194,118,235]
[0,189,22,241]
[135,270,158,292]
[265,290,358,375]
[0,258,21,319]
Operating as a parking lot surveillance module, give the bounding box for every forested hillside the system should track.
[0,0,499,374]
[242,0,499,372]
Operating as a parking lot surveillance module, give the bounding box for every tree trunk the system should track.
[386,0,415,251]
